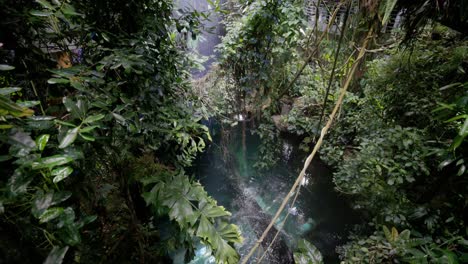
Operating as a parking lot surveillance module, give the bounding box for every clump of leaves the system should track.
[133,155,243,263]
[339,226,468,263]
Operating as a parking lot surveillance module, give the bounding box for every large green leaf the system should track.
[196,215,217,244]
[214,240,239,264]
[196,215,240,263]
[293,239,323,264]
[140,169,241,264]
[39,207,64,223]
[199,200,231,218]
[168,196,196,226]
[217,222,243,243]
[59,127,79,148]
[160,177,197,226]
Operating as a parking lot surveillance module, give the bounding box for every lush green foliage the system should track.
[202,0,468,262]
[339,226,468,263]
[0,0,241,263]
[321,33,468,262]
[217,0,307,115]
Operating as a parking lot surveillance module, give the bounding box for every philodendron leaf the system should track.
[43,246,69,264]
[293,239,323,264]
[196,215,217,245]
[36,134,50,151]
[214,240,239,264]
[218,222,243,243]
[51,166,73,183]
[59,127,79,148]
[199,200,230,218]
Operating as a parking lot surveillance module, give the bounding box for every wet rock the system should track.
[272,115,288,132]
[292,96,320,115]
[279,97,293,115]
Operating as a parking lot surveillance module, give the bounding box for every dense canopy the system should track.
[1,0,467,263]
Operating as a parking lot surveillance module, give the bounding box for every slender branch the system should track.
[316,0,352,131]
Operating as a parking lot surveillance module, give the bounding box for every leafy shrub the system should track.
[0,0,241,262]
[339,226,468,263]
[333,126,430,226]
